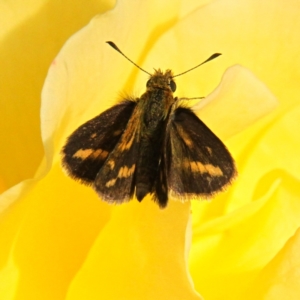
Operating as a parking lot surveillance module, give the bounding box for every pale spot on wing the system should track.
[91,133,97,138]
[73,149,93,159]
[205,164,223,176]
[190,161,201,172]
[118,164,135,178]
[119,134,135,151]
[105,178,117,187]
[183,158,190,169]
[92,149,109,160]
[107,160,115,169]
[184,159,223,176]
[73,148,108,160]
[206,147,212,155]
[105,164,136,188]
[177,127,193,147]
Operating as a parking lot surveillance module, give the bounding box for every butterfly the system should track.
[61,41,237,208]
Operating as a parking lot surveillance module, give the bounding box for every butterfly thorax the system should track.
[140,69,176,128]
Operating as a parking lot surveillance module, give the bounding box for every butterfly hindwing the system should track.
[153,151,169,208]
[61,100,136,184]
[166,106,237,199]
[152,111,171,208]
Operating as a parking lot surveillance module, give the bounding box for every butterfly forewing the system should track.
[61,100,136,184]
[93,107,141,203]
[166,107,237,199]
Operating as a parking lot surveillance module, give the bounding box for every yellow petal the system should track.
[0,0,115,192]
[246,227,300,299]
[194,65,278,140]
[190,168,300,299]
[66,200,203,300]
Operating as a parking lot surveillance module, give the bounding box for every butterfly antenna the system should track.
[172,53,222,78]
[106,41,152,76]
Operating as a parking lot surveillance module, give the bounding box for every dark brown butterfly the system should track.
[61,42,237,208]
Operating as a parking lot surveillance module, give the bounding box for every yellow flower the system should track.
[1,1,299,300]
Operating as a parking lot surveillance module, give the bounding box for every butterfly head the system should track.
[146,69,176,92]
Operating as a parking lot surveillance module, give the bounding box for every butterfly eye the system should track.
[146,79,151,87]
[169,80,176,92]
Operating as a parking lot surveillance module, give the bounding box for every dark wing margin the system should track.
[166,106,237,200]
[61,100,136,185]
